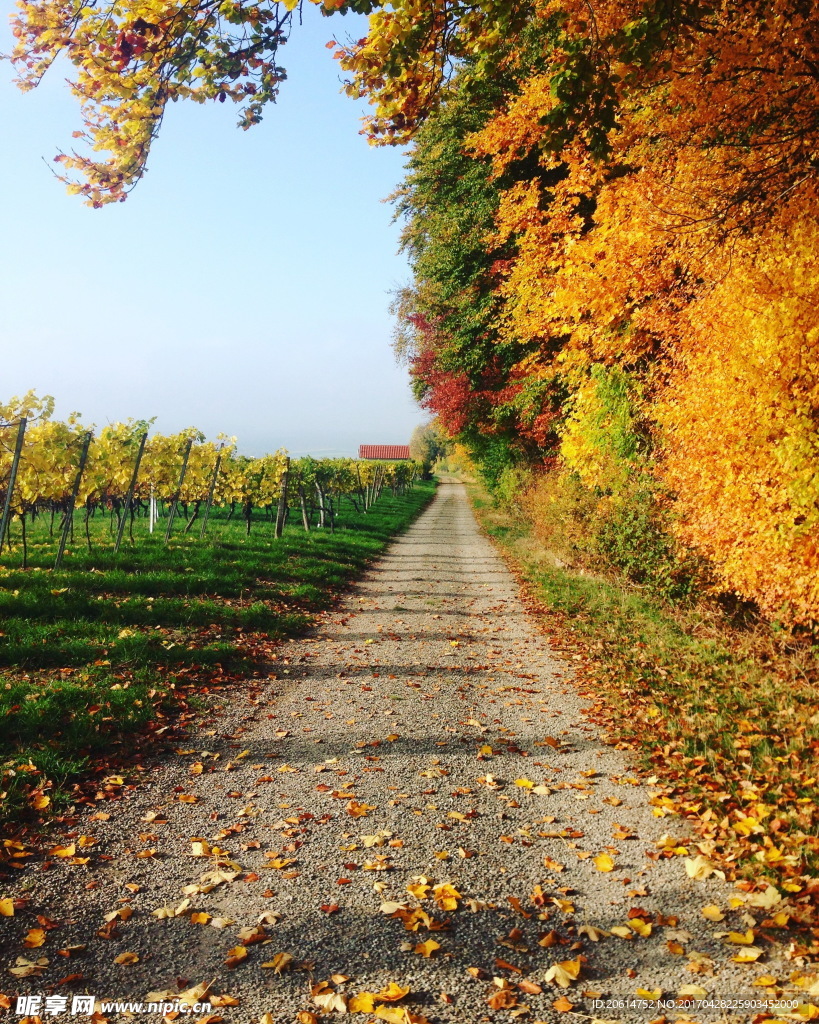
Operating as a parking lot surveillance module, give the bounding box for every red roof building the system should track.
[358,444,411,460]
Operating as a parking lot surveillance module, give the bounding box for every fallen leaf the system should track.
[224,946,248,969]
[593,853,615,872]
[731,947,764,963]
[48,845,76,859]
[260,952,293,973]
[545,959,581,988]
[349,993,378,1013]
[414,939,441,958]
[685,855,724,881]
[210,995,240,1007]
[113,952,139,965]
[701,904,725,922]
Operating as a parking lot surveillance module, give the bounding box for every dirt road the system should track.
[3,483,783,1022]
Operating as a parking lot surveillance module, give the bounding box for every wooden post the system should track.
[164,437,194,544]
[0,418,27,555]
[199,445,224,538]
[55,431,92,570]
[315,480,326,528]
[356,466,367,513]
[115,432,148,553]
[298,485,311,532]
[274,458,290,540]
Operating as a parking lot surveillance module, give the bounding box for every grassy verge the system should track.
[0,483,436,822]
[470,483,819,923]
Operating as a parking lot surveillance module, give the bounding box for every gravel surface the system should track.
[2,483,796,1023]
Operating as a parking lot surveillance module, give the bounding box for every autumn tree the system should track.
[408,421,450,477]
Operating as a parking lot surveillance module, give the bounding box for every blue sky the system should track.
[0,4,422,457]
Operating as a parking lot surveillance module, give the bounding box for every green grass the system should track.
[0,484,436,819]
[470,483,819,885]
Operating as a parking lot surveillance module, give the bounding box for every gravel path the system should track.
[2,483,794,1023]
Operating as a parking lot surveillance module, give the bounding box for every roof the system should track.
[358,444,411,460]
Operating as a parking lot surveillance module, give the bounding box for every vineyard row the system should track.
[0,396,420,567]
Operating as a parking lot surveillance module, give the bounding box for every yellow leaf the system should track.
[701,904,724,922]
[0,898,14,917]
[593,853,615,872]
[636,988,661,999]
[677,985,708,997]
[260,952,293,973]
[225,946,248,968]
[48,844,76,858]
[414,939,440,957]
[727,929,756,945]
[210,995,240,1007]
[407,882,431,899]
[24,929,46,948]
[432,883,461,911]
[685,855,722,880]
[346,800,376,818]
[259,1015,276,1024]
[545,959,581,988]
[514,778,534,789]
[348,993,377,1013]
[191,913,211,925]
[731,947,764,963]
[629,919,652,938]
[374,1008,407,1024]
[376,982,409,1002]
[114,952,139,964]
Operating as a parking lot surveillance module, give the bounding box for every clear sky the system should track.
[0,4,423,457]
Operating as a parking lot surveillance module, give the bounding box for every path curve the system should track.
[4,483,773,1022]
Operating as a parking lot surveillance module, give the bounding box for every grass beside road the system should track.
[470,483,819,909]
[0,483,436,821]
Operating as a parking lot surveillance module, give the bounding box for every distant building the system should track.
[358,444,411,460]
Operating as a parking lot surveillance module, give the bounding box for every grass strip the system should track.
[470,483,819,916]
